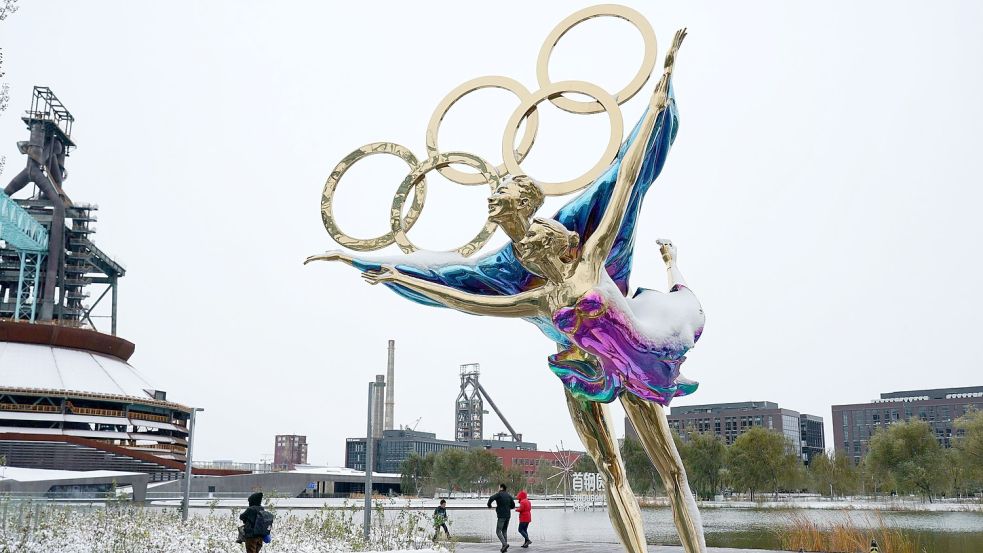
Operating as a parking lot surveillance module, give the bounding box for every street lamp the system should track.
[181,407,204,522]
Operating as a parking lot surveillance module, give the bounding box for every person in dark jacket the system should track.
[238,492,267,553]
[487,483,516,552]
[515,490,532,548]
[432,499,450,542]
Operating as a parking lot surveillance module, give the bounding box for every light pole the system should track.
[181,407,204,522]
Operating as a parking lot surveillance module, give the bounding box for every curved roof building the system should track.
[0,87,244,482]
[0,321,221,480]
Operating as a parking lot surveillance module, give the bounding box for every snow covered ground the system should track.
[0,501,446,553]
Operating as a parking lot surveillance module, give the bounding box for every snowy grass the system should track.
[0,498,447,553]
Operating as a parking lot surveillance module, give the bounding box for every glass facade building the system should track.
[345,429,467,473]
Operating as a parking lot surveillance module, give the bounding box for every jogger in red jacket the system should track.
[515,490,532,548]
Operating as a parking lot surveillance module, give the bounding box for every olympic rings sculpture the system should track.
[321,4,659,256]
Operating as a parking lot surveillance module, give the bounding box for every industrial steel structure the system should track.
[1,87,125,331]
[454,363,523,443]
[0,87,237,481]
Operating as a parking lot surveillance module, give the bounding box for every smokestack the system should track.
[372,375,385,439]
[384,340,395,431]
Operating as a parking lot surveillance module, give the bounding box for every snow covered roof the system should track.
[0,466,145,482]
[0,341,157,400]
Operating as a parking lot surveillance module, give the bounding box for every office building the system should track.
[346,429,467,473]
[628,400,825,464]
[799,414,826,465]
[831,386,983,464]
[273,434,308,471]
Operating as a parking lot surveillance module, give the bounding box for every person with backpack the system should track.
[515,490,532,548]
[432,499,450,542]
[238,492,274,552]
[487,483,516,552]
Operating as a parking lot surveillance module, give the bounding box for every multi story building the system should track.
[273,434,308,471]
[346,429,467,473]
[799,414,826,465]
[628,401,825,464]
[831,386,983,464]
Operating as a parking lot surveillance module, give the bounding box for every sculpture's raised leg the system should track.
[621,393,707,553]
[565,389,647,553]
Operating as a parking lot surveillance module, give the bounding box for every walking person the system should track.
[515,490,532,548]
[237,492,274,553]
[432,499,451,542]
[488,483,516,552]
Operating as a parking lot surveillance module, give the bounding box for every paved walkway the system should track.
[455,543,789,553]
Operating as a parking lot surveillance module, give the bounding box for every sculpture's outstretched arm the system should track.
[657,239,688,289]
[583,29,686,272]
[362,266,544,318]
[305,251,356,267]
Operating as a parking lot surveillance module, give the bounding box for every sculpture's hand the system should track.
[663,28,687,74]
[657,239,677,267]
[304,250,352,265]
[362,266,399,286]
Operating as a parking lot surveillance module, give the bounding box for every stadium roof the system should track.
[0,341,157,400]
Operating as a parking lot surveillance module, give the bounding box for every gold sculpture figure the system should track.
[309,8,707,552]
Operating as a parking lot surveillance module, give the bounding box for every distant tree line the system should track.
[621,410,983,502]
[398,410,983,502]
[399,448,596,497]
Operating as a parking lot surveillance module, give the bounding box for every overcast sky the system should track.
[2,1,982,466]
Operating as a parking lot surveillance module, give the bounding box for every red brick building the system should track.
[488,448,582,478]
[274,434,308,470]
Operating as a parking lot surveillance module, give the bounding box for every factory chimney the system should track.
[372,375,385,439]
[384,340,395,431]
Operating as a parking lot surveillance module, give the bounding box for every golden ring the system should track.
[321,142,426,252]
[426,76,540,186]
[537,4,658,115]
[390,152,500,257]
[502,80,623,196]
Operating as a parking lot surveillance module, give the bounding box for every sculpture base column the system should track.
[565,389,647,553]
[622,393,707,553]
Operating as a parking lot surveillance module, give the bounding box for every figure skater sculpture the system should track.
[308,8,706,552]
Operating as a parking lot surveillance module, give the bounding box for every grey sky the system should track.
[2,1,981,466]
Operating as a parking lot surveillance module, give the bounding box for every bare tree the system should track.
[0,0,19,21]
[0,0,18,175]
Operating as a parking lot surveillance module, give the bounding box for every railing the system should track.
[67,405,125,418]
[129,443,186,453]
[128,411,170,424]
[0,402,60,413]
